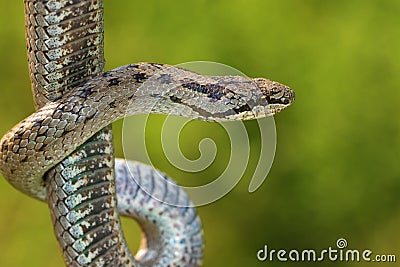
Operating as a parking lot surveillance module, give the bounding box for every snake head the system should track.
[219,77,295,121]
[255,78,295,115]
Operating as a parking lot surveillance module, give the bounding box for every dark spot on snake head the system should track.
[108,78,121,87]
[102,71,112,77]
[233,103,252,114]
[170,96,182,103]
[133,72,148,83]
[109,101,117,108]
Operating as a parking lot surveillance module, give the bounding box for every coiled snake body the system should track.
[0,1,294,266]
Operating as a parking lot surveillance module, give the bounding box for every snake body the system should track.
[24,0,139,265]
[1,1,294,266]
[1,62,294,199]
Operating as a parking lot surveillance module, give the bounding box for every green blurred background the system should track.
[0,0,399,266]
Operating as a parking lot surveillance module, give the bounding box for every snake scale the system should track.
[0,0,295,266]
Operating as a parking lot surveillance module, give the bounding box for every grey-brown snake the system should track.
[0,1,294,266]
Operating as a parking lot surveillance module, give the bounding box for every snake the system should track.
[0,0,295,266]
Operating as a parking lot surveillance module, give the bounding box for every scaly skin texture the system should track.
[0,64,294,267]
[24,0,137,266]
[115,159,203,266]
[0,62,294,200]
[2,0,295,266]
[23,0,205,266]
